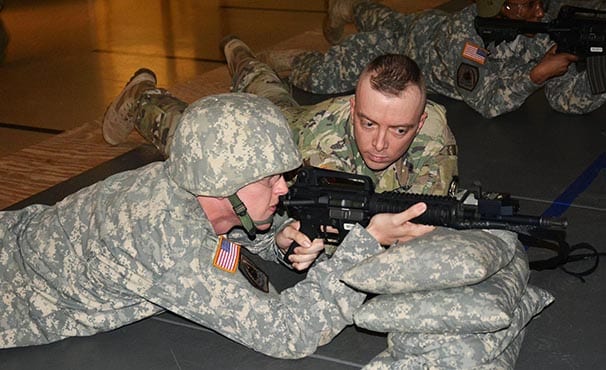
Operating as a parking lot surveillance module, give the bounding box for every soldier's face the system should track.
[237,174,289,230]
[502,0,545,21]
[350,76,427,171]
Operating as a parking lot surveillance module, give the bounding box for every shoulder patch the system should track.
[213,236,240,273]
[461,41,488,65]
[457,63,480,92]
[239,253,269,293]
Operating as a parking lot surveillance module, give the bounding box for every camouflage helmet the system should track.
[167,93,302,197]
[476,0,506,17]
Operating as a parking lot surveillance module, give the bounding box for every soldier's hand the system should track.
[276,221,325,271]
[530,44,579,84]
[365,202,435,246]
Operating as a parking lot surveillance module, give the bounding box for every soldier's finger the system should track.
[392,202,428,225]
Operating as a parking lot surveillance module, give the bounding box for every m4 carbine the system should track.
[279,167,567,261]
[474,5,606,94]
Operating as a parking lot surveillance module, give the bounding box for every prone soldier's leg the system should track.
[222,36,305,125]
[136,89,187,157]
[352,1,405,33]
[289,29,400,95]
[289,1,407,95]
[102,69,187,157]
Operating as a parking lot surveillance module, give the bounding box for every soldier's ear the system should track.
[416,111,428,133]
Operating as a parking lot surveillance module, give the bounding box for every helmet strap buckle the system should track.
[228,194,257,239]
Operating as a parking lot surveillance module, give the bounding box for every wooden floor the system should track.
[0,0,454,210]
[0,26,338,209]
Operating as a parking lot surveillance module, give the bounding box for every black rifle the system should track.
[474,5,606,94]
[279,167,567,261]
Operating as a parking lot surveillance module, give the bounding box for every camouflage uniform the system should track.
[288,97,457,195]
[136,59,458,195]
[290,2,606,118]
[341,228,555,368]
[0,94,384,358]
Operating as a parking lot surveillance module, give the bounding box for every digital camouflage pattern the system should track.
[290,2,606,118]
[167,93,301,196]
[135,87,188,156]
[381,285,553,368]
[289,96,457,195]
[341,228,517,294]
[0,94,387,357]
[344,228,554,369]
[353,243,530,334]
[229,58,457,195]
[132,57,458,195]
[362,328,526,369]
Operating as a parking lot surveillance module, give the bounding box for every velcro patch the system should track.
[462,41,488,65]
[457,63,480,92]
[213,236,240,273]
[239,254,269,293]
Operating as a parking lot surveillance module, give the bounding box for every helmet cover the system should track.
[167,93,302,197]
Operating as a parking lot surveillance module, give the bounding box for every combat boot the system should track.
[323,0,368,44]
[221,35,257,79]
[102,68,157,145]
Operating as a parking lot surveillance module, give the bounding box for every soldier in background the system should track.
[545,0,605,16]
[103,38,458,197]
[0,93,435,354]
[280,0,605,118]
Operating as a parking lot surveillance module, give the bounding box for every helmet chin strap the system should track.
[228,194,257,239]
[252,215,275,226]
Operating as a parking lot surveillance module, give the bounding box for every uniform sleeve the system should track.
[406,101,458,195]
[544,68,606,114]
[446,34,542,119]
[434,8,549,119]
[148,224,383,359]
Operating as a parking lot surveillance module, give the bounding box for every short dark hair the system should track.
[360,54,426,100]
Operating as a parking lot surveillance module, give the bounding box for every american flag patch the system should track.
[213,236,240,273]
[462,42,487,65]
